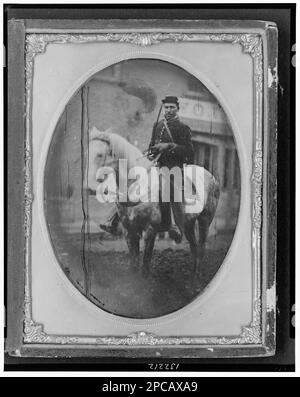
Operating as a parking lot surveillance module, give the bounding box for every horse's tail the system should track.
[211,174,220,210]
[201,168,220,221]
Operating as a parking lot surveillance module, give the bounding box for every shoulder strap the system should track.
[162,119,174,143]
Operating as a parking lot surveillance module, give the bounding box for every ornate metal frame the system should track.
[8,20,278,358]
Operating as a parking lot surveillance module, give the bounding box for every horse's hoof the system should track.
[130,261,140,271]
[191,271,202,290]
[141,267,150,278]
[194,269,203,280]
[191,265,201,279]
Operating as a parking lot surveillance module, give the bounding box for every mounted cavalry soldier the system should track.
[100,95,194,243]
[147,96,194,243]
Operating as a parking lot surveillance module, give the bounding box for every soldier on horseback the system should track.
[100,95,194,243]
[147,96,194,243]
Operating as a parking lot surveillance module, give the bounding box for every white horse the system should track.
[86,127,220,276]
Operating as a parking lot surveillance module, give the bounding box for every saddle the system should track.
[97,165,206,214]
[152,165,207,214]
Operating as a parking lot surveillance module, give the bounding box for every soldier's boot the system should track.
[99,212,120,236]
[159,202,182,243]
[168,200,183,244]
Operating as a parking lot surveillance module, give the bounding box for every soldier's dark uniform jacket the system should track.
[148,117,194,168]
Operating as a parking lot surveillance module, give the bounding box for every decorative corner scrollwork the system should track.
[209,34,263,93]
[24,286,79,344]
[23,285,50,343]
[215,299,262,345]
[25,35,47,92]
[239,299,261,343]
[24,318,51,344]
[24,285,50,343]
[233,35,261,54]
[26,34,49,56]
[238,299,262,344]
[232,35,263,93]
[209,33,261,53]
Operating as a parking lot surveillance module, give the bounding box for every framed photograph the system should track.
[6,17,278,359]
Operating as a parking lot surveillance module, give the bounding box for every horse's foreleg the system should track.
[142,225,157,276]
[126,232,140,269]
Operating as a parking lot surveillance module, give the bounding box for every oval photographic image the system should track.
[44,59,241,319]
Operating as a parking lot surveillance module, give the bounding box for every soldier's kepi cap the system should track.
[162,96,179,107]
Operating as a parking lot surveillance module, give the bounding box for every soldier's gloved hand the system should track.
[151,143,172,153]
[147,152,156,160]
[146,148,157,160]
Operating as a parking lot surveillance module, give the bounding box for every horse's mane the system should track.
[90,126,150,169]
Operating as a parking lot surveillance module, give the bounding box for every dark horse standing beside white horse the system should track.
[86,127,219,276]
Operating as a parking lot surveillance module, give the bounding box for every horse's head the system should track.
[85,126,150,193]
[86,129,115,192]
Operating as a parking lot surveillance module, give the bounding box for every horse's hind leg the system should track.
[184,217,197,275]
[195,215,210,275]
[142,225,157,276]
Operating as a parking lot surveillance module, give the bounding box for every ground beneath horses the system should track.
[55,233,230,319]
